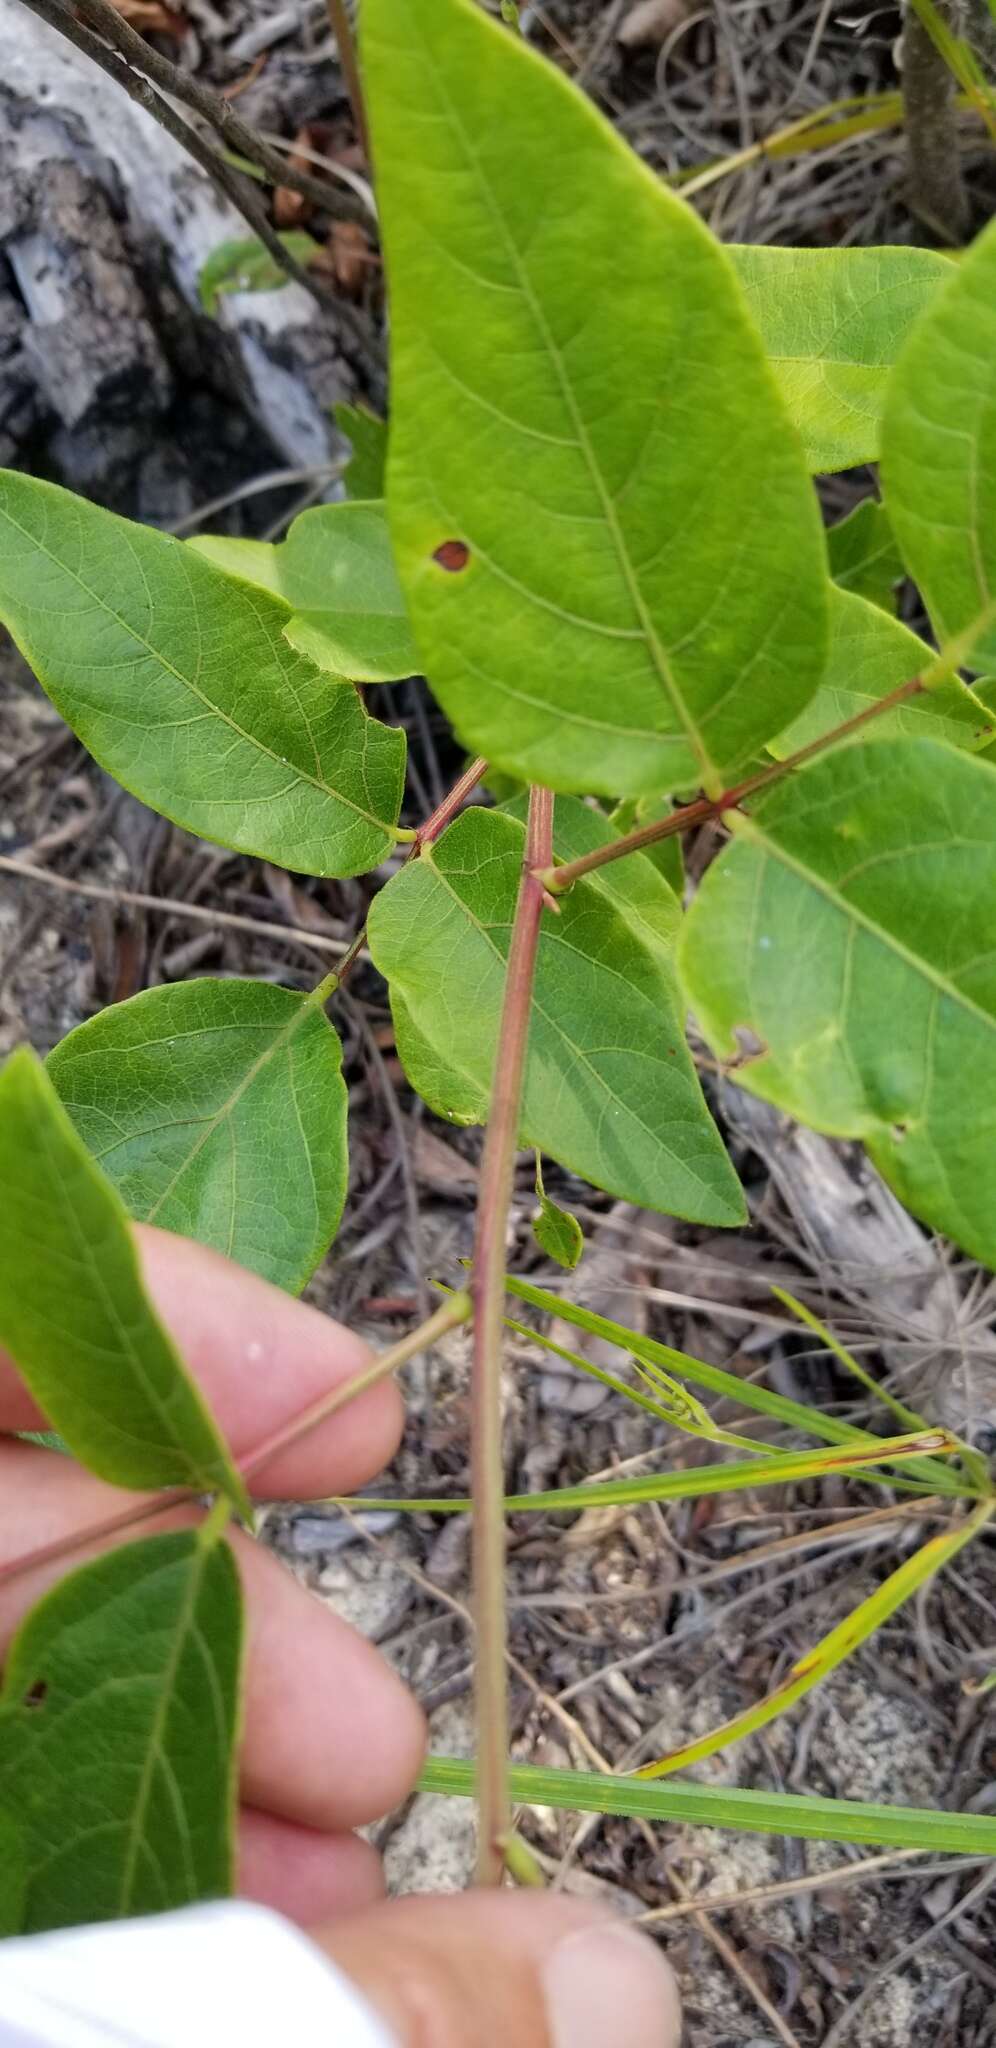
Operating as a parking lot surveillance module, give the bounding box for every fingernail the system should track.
[543,1921,681,2048]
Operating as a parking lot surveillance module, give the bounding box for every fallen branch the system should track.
[15,0,383,370]
[69,0,371,226]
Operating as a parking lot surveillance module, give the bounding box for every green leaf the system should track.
[679,737,996,1273]
[391,786,684,1138]
[769,586,996,760]
[882,217,996,670]
[532,1157,583,1269]
[729,245,953,473]
[369,808,745,1225]
[192,501,419,684]
[0,1530,242,1929]
[419,1756,996,1855]
[391,993,487,1128]
[827,499,903,613]
[0,1811,24,1936]
[0,471,405,878]
[505,792,680,958]
[0,1049,250,1512]
[362,0,828,799]
[47,979,347,1295]
[185,533,285,599]
[333,402,389,500]
[198,232,316,314]
[278,503,419,681]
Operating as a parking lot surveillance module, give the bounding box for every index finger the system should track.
[0,1225,404,1499]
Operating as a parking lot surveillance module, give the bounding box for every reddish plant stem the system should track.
[0,1296,472,1593]
[538,676,926,894]
[414,756,489,850]
[470,782,553,1885]
[328,758,488,995]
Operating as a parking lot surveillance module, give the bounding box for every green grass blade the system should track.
[336,1428,960,1515]
[639,1500,992,1779]
[418,1756,996,1855]
[769,1284,978,1492]
[501,1275,972,1497]
[492,1301,770,1455]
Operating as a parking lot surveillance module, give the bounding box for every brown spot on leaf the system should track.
[23,1680,47,1709]
[433,540,470,572]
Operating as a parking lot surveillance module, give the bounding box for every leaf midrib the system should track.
[0,504,391,835]
[423,33,717,783]
[119,1547,207,1912]
[139,999,324,1227]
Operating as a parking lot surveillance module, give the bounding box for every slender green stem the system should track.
[0,1296,471,1591]
[470,783,553,1884]
[239,1292,470,1481]
[537,676,925,894]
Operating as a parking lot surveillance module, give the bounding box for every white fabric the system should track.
[0,1901,396,2048]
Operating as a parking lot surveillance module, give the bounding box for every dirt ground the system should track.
[3,2,996,2042]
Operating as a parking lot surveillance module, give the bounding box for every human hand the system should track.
[0,1227,680,2045]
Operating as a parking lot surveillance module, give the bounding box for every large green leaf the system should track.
[362,0,828,799]
[882,218,996,670]
[729,245,952,473]
[191,500,419,683]
[0,1812,24,1935]
[391,993,487,1128]
[369,808,745,1224]
[0,1049,250,1511]
[679,737,996,1271]
[827,499,903,613]
[0,1531,242,1930]
[0,471,405,877]
[47,979,347,1295]
[769,586,996,758]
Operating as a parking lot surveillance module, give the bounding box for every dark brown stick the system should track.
[16,0,382,369]
[66,0,371,226]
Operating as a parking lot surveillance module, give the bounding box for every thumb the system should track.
[312,1891,681,2048]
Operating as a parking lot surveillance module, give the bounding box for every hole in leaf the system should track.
[23,1679,47,1709]
[890,1121,908,1143]
[432,539,470,572]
